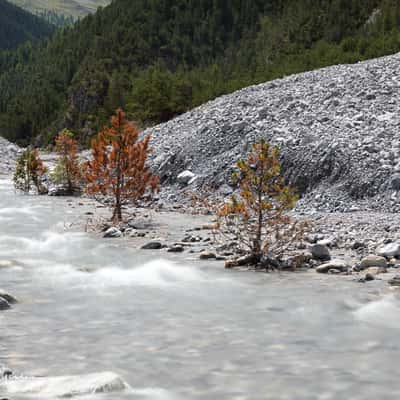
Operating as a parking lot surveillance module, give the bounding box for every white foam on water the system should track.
[0,231,87,258]
[78,258,205,288]
[0,371,130,398]
[354,294,400,329]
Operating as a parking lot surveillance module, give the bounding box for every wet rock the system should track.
[360,255,387,269]
[103,227,122,238]
[364,273,375,282]
[309,244,331,261]
[376,242,400,258]
[141,241,163,250]
[0,298,10,311]
[167,245,185,253]
[316,259,349,274]
[388,275,400,286]
[0,290,17,305]
[199,251,217,260]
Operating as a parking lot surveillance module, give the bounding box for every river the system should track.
[1,177,400,399]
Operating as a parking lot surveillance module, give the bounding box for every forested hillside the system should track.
[1,0,400,145]
[0,0,53,50]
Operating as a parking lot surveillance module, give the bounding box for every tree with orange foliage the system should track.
[52,129,81,194]
[84,109,159,222]
[217,140,307,264]
[13,147,47,194]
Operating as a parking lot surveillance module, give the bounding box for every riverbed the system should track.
[1,177,400,399]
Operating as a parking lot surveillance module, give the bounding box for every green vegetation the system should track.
[0,0,53,50]
[1,0,400,145]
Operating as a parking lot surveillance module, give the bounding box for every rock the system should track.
[141,241,163,250]
[0,298,10,311]
[316,259,349,273]
[103,227,122,238]
[364,266,387,276]
[167,245,185,253]
[0,290,17,304]
[360,255,388,269]
[364,273,375,281]
[177,170,196,185]
[376,242,400,258]
[0,372,129,397]
[199,251,217,260]
[388,276,400,286]
[309,244,331,261]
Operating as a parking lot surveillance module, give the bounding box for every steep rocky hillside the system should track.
[149,52,400,213]
[0,136,21,175]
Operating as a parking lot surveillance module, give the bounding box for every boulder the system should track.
[103,227,122,238]
[177,170,196,185]
[360,255,387,269]
[376,242,400,258]
[309,244,331,261]
[316,259,349,274]
[141,241,163,250]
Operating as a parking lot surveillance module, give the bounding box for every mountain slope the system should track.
[1,0,400,145]
[8,0,110,18]
[0,0,53,50]
[149,52,400,212]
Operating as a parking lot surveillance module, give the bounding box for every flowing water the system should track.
[1,177,400,399]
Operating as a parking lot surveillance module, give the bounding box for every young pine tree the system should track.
[13,148,47,194]
[52,129,81,194]
[84,109,159,222]
[217,140,304,262]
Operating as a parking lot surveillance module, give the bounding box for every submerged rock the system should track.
[0,290,17,304]
[141,241,163,250]
[0,297,10,311]
[0,371,130,398]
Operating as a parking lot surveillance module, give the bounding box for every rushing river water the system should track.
[1,177,400,399]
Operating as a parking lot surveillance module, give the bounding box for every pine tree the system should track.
[84,108,159,221]
[13,147,47,194]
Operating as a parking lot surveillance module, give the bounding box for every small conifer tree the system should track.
[217,140,304,262]
[84,109,159,222]
[13,148,47,194]
[51,129,81,194]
